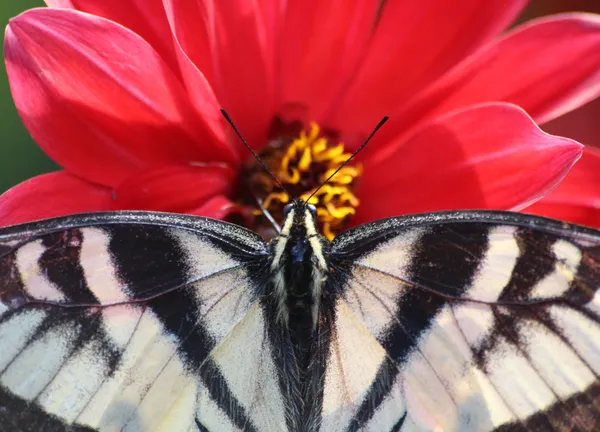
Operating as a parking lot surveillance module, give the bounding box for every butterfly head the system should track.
[280,199,323,249]
[283,199,318,226]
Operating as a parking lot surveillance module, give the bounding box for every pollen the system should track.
[243,123,362,240]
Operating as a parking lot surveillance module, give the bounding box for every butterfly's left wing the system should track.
[324,211,600,432]
[0,211,284,432]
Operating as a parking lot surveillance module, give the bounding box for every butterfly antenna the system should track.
[221,109,288,195]
[306,116,389,203]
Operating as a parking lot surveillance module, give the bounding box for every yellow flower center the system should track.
[241,123,362,240]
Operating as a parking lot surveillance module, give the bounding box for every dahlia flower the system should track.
[3,1,600,237]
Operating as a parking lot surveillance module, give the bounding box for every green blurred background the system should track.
[1,0,600,194]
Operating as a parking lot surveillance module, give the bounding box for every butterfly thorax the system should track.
[270,200,329,330]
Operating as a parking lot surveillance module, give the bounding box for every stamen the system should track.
[262,192,290,211]
[242,122,362,240]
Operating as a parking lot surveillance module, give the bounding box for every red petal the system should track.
[163,0,275,150]
[326,0,527,136]
[354,103,582,225]
[5,8,235,187]
[188,195,240,220]
[525,147,600,227]
[45,0,179,72]
[112,164,235,213]
[383,13,600,144]
[278,0,380,123]
[0,172,112,227]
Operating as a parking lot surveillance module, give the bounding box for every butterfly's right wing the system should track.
[324,211,600,432]
[0,212,274,431]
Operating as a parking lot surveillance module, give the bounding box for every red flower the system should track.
[2,1,600,233]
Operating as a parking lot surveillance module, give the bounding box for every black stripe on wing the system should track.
[38,229,123,376]
[380,223,490,362]
[344,358,399,432]
[473,227,559,368]
[0,307,125,429]
[199,359,259,432]
[330,223,491,429]
[493,381,600,432]
[0,240,27,314]
[107,224,196,302]
[39,229,98,304]
[499,227,558,299]
[564,244,600,311]
[107,223,270,430]
[1,227,122,377]
[0,385,96,432]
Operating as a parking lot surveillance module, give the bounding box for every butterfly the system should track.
[1,200,599,432]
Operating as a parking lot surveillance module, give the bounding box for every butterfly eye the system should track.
[283,203,293,217]
[307,204,317,217]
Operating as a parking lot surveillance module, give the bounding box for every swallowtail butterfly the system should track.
[1,204,599,431]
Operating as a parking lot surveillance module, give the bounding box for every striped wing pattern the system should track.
[0,211,599,431]
[0,213,275,431]
[326,212,600,431]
